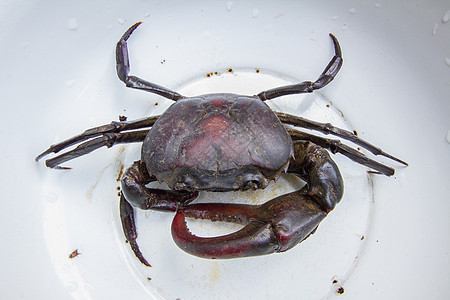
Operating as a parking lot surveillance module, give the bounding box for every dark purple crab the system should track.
[36,22,407,266]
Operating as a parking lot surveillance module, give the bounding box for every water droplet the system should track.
[375,3,382,8]
[67,18,78,31]
[442,10,450,23]
[226,1,234,12]
[66,281,78,293]
[432,23,439,36]
[117,18,125,25]
[252,8,260,18]
[46,192,59,203]
[446,129,450,144]
[348,8,357,14]
[264,23,274,31]
[65,80,75,88]
[144,12,150,18]
[445,57,450,67]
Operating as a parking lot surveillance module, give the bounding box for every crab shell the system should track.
[142,93,294,192]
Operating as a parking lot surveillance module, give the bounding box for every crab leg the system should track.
[35,116,158,166]
[121,161,198,211]
[278,112,408,166]
[42,130,150,169]
[171,141,343,259]
[116,22,183,101]
[257,34,343,101]
[120,195,152,267]
[286,128,400,176]
[120,161,198,266]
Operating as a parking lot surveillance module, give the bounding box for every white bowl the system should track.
[1,1,449,299]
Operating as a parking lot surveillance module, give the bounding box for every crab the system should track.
[36,22,407,267]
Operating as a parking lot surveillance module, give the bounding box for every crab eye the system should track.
[173,182,188,191]
[242,174,265,190]
[243,180,261,190]
[173,174,197,191]
[172,174,198,191]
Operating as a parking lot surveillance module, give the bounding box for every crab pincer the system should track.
[172,141,344,259]
[171,196,326,259]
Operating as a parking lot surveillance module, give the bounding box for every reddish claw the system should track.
[171,190,329,259]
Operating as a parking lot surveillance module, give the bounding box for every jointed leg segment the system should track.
[35,116,158,169]
[257,34,343,101]
[43,130,149,169]
[116,22,183,100]
[277,112,407,166]
[120,160,198,266]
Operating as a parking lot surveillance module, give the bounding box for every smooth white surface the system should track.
[1,1,449,299]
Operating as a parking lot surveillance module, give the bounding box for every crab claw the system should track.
[171,191,328,259]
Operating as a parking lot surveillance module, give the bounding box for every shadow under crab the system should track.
[36,22,407,267]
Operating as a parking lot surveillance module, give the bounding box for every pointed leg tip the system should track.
[35,150,51,162]
[398,159,409,167]
[367,168,395,177]
[131,21,143,31]
[367,170,384,175]
[50,164,72,170]
[328,33,342,57]
[130,240,152,267]
[382,153,408,167]
[328,33,338,42]
[141,259,152,268]
[121,21,144,41]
